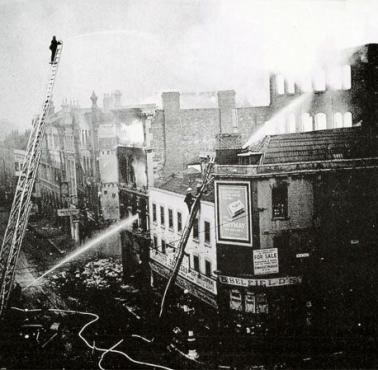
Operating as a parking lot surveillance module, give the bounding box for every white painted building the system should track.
[149,178,218,307]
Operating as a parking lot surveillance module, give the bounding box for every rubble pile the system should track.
[50,258,123,295]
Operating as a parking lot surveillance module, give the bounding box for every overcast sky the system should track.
[1,0,378,130]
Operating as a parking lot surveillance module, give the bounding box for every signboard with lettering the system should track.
[215,181,252,246]
[218,274,302,287]
[150,261,218,307]
[57,208,79,217]
[150,250,216,294]
[253,248,279,275]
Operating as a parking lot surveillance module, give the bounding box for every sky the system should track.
[1,0,378,131]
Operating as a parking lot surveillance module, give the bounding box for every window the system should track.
[286,79,295,94]
[205,260,212,277]
[152,203,157,222]
[153,236,158,249]
[193,218,199,240]
[160,206,165,226]
[272,183,288,219]
[193,255,200,272]
[161,239,166,254]
[288,113,296,133]
[168,209,173,229]
[204,221,211,244]
[314,112,327,130]
[177,212,182,232]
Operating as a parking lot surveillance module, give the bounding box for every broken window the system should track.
[272,182,288,219]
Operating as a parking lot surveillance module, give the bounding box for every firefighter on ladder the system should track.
[49,36,61,64]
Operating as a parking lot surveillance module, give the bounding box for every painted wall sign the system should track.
[218,274,302,287]
[253,248,279,275]
[215,181,252,246]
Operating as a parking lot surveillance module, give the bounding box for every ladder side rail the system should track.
[0,44,63,314]
[158,160,214,318]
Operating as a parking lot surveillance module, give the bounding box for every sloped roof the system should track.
[247,127,378,165]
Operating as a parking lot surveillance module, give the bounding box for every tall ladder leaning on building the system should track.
[159,157,215,319]
[0,43,63,316]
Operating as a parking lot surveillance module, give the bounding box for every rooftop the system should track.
[246,127,378,165]
[154,175,214,203]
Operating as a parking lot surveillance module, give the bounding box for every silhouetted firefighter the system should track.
[49,36,61,63]
[184,188,194,211]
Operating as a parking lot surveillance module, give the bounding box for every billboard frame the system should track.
[215,180,253,247]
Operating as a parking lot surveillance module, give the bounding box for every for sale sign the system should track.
[215,181,252,246]
[253,248,279,275]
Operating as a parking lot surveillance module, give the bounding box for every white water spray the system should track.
[242,93,312,149]
[25,214,138,289]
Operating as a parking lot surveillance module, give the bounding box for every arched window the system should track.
[334,112,343,128]
[344,112,352,127]
[313,69,326,91]
[276,75,285,95]
[288,113,296,133]
[342,65,351,90]
[315,113,327,130]
[302,113,313,132]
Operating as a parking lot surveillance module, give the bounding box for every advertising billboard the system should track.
[215,181,252,246]
[253,248,279,275]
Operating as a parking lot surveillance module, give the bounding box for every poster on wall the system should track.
[215,180,252,246]
[253,248,279,275]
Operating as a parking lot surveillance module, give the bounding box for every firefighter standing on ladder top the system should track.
[49,36,61,64]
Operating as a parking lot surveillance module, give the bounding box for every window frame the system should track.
[205,259,212,277]
[177,211,182,233]
[160,205,165,226]
[193,255,200,273]
[168,208,173,229]
[192,218,199,240]
[272,182,289,220]
[204,220,211,244]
